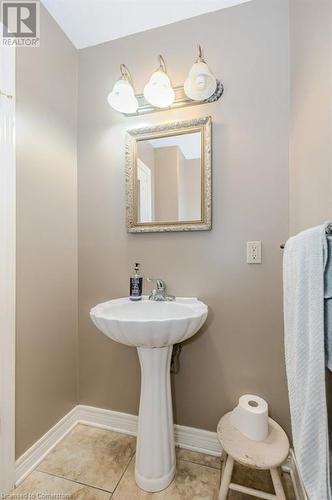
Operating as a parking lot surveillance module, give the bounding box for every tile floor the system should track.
[9,424,296,499]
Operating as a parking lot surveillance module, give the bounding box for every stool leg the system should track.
[221,452,227,477]
[270,467,286,500]
[219,455,234,500]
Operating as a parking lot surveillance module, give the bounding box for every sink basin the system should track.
[90,296,208,492]
[90,296,207,348]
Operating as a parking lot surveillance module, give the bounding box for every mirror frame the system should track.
[125,116,212,233]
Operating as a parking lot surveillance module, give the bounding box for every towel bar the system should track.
[280,223,332,249]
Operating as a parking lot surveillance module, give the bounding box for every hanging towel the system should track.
[325,235,332,371]
[283,223,331,500]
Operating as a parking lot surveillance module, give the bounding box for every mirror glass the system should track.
[136,131,202,224]
[126,116,211,233]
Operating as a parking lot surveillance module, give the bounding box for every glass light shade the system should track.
[107,79,138,113]
[184,61,217,101]
[143,70,175,108]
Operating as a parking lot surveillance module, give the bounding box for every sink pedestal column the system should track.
[135,346,175,492]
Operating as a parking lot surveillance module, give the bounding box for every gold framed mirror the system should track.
[125,116,212,233]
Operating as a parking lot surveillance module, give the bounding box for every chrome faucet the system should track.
[147,278,175,302]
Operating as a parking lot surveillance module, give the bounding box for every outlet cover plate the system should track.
[247,241,262,264]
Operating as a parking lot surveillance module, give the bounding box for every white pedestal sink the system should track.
[90,296,208,492]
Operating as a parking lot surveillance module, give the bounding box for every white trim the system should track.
[77,405,221,456]
[0,35,16,495]
[174,423,221,456]
[137,159,153,223]
[15,405,222,486]
[15,407,78,486]
[77,405,137,437]
[15,405,303,500]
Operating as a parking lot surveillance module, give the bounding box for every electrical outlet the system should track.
[247,241,262,264]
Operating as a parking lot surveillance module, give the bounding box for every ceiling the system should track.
[149,132,201,160]
[40,0,252,49]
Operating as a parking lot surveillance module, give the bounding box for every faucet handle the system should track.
[147,278,165,291]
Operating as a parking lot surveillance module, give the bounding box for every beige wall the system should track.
[154,147,179,221]
[78,0,291,435]
[178,158,201,221]
[289,0,332,234]
[16,5,78,457]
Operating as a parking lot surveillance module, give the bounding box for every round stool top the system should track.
[217,412,289,470]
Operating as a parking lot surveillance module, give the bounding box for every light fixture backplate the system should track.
[123,80,224,117]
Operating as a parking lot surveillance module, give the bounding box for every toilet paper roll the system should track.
[230,394,269,442]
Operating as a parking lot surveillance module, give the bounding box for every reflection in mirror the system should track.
[137,132,201,224]
[126,116,211,233]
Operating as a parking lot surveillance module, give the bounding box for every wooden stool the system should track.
[217,412,289,500]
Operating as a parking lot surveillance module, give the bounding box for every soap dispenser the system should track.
[129,263,143,301]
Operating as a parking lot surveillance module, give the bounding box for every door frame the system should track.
[0,36,16,494]
[137,159,153,223]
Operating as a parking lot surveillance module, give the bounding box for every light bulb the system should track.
[108,79,138,113]
[107,64,138,114]
[143,56,175,108]
[184,47,217,101]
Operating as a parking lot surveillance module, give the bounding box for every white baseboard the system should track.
[15,404,304,500]
[15,407,78,486]
[77,404,222,457]
[15,404,222,487]
[174,423,221,456]
[77,405,138,437]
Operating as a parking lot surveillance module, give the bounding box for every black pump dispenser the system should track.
[129,262,143,301]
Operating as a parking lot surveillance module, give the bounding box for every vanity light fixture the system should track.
[107,64,138,114]
[143,55,175,108]
[184,45,217,101]
[107,47,223,116]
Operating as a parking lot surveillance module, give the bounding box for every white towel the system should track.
[283,224,331,500]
